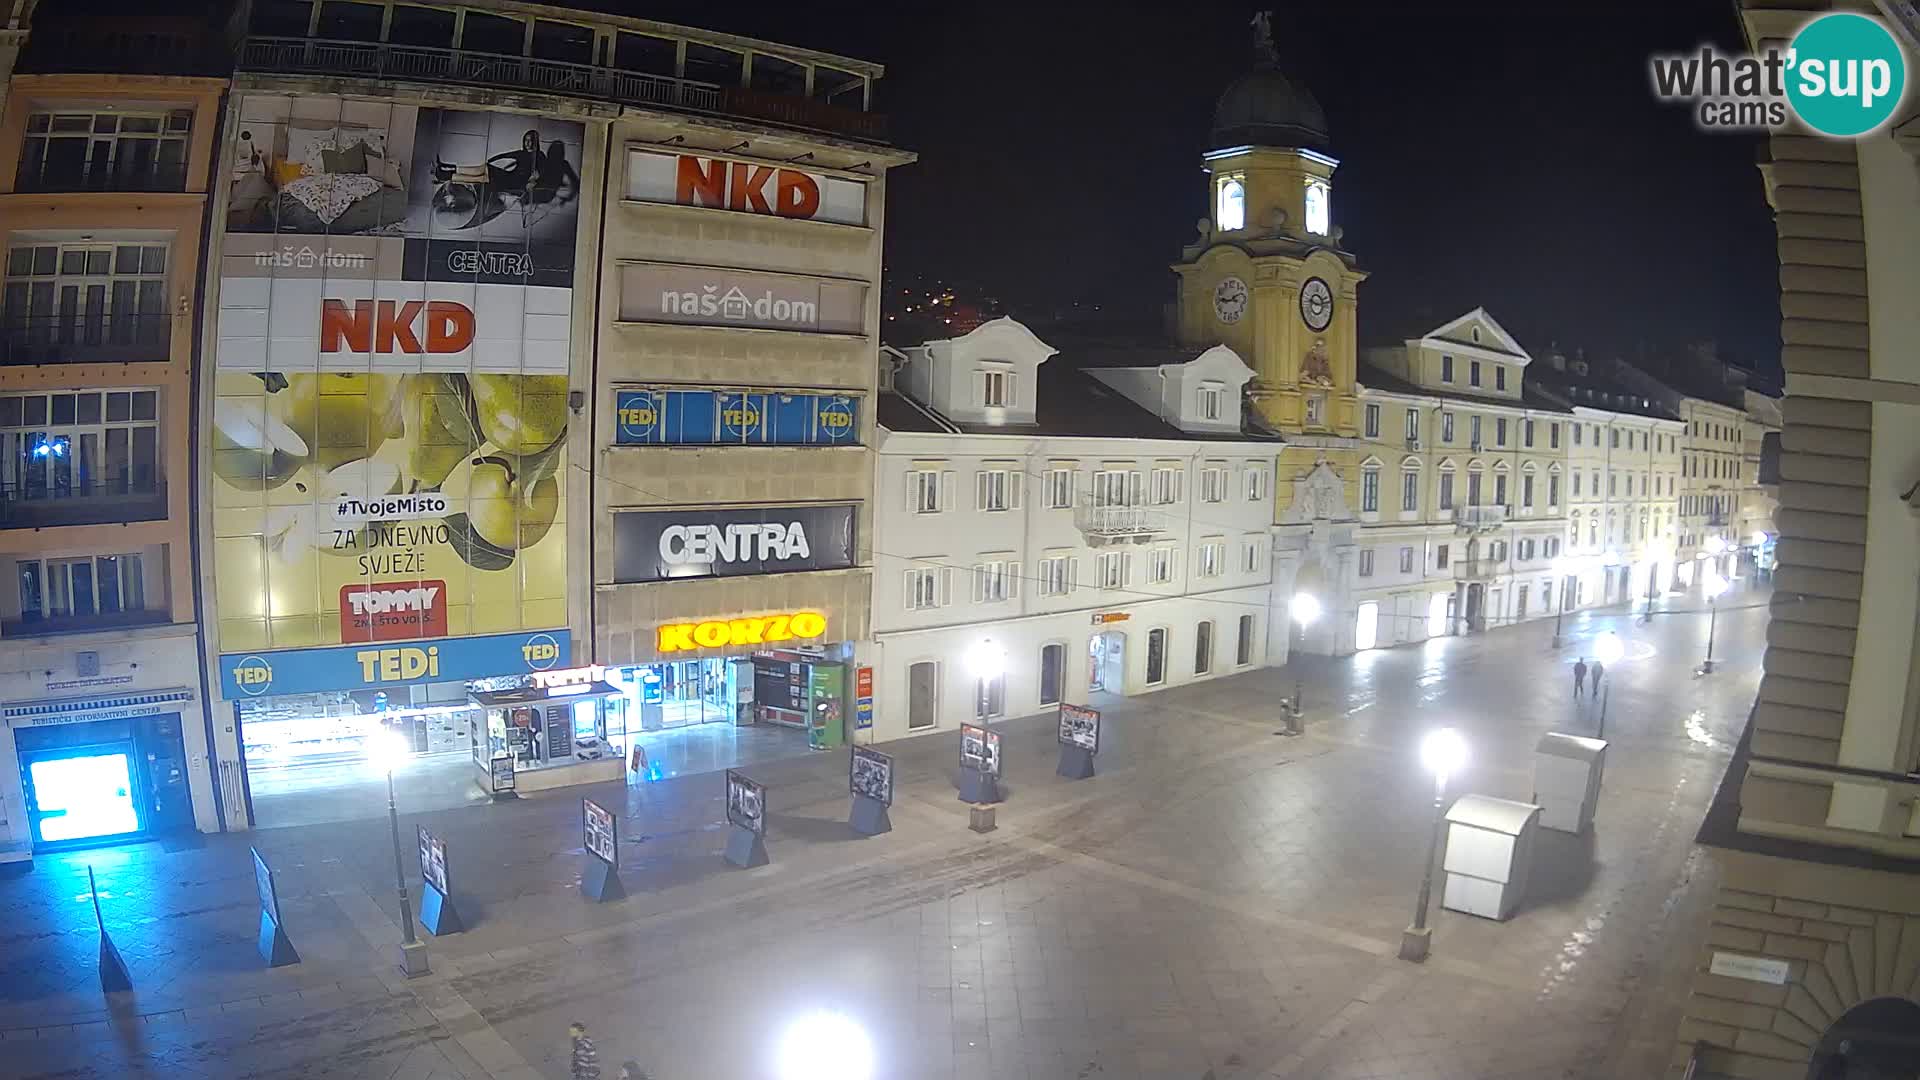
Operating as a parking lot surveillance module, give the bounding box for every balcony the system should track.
[1453,504,1508,531]
[0,315,172,366]
[14,161,190,195]
[2,607,171,639]
[2,479,168,530]
[1453,558,1505,581]
[1074,502,1169,545]
[236,37,890,144]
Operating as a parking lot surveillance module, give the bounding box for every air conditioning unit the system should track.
[1406,436,1421,449]
[1470,440,1483,452]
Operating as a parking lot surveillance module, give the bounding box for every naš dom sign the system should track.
[656,611,827,653]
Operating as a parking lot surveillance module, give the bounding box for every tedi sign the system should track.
[613,504,857,583]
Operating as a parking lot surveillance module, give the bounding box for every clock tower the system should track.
[1171,15,1365,439]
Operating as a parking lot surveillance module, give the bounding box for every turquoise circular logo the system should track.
[1786,13,1906,137]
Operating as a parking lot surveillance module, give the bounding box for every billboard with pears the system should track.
[209,94,582,668]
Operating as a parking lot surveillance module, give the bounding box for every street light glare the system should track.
[1750,531,1768,547]
[363,729,408,776]
[1705,535,1728,556]
[1292,592,1322,626]
[966,638,1006,679]
[1705,571,1729,600]
[1418,728,1468,781]
[1594,631,1625,665]
[778,1011,875,1080]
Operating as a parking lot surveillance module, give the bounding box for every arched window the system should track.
[1303,179,1330,235]
[1217,178,1245,231]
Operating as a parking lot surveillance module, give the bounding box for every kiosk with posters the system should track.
[468,675,625,795]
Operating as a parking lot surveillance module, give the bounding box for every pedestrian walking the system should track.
[1572,658,1588,700]
[569,1021,601,1080]
[1590,660,1606,696]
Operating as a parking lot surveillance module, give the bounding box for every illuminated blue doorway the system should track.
[22,744,144,847]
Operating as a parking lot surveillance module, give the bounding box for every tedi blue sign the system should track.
[220,630,568,699]
[615,388,858,446]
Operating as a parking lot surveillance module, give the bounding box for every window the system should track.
[460,11,527,55]
[1194,621,1214,675]
[1358,548,1375,577]
[1573,472,1583,497]
[1361,468,1379,512]
[1470,415,1482,447]
[1592,424,1600,444]
[1217,178,1245,231]
[1573,424,1583,446]
[1039,643,1064,707]
[1148,545,1177,584]
[1241,536,1262,573]
[980,368,1011,408]
[2,389,160,499]
[1495,418,1507,446]
[1524,419,1535,447]
[1441,355,1455,383]
[1522,475,1534,508]
[1304,179,1330,235]
[1146,628,1168,685]
[1237,614,1255,666]
[1494,473,1508,505]
[1364,403,1380,438]
[1548,474,1560,507]
[1197,540,1224,578]
[907,661,938,730]
[5,242,171,355]
[1401,470,1419,512]
[1470,360,1482,387]
[1096,551,1128,589]
[1550,423,1560,449]
[1304,393,1326,427]
[1546,537,1560,558]
[1436,544,1450,569]
[973,558,1018,603]
[1405,409,1420,443]
[1610,428,1619,449]
[1037,554,1074,597]
[1439,471,1455,510]
[975,669,1007,720]
[16,551,144,624]
[976,468,1019,511]
[1043,467,1074,509]
[1608,474,1616,496]
[18,110,192,192]
[1092,469,1139,508]
[1468,471,1483,505]
[1442,413,1455,443]
[1149,466,1183,505]
[905,566,947,610]
[1246,465,1268,502]
[1197,382,1224,421]
[1496,366,1508,391]
[908,469,945,514]
[1200,465,1229,503]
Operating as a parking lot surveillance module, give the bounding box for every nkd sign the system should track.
[618,264,866,336]
[627,150,869,226]
[611,504,856,584]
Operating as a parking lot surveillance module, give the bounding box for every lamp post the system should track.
[1592,631,1624,739]
[367,733,428,977]
[1400,727,1468,963]
[966,637,1006,722]
[1702,569,1728,674]
[1550,558,1567,648]
[1287,593,1321,729]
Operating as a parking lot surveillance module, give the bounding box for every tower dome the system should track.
[1210,14,1328,151]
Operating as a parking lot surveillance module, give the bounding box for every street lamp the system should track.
[967,637,1006,722]
[1288,593,1321,721]
[778,1011,875,1080]
[1549,557,1568,648]
[1592,631,1624,738]
[1702,569,1729,674]
[365,731,428,977]
[1400,727,1468,963]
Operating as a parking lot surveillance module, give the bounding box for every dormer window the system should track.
[1217,177,1245,232]
[980,366,1012,408]
[1197,381,1225,421]
[1470,327,1481,343]
[1303,179,1330,236]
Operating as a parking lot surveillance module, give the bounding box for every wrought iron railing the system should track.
[235,37,887,142]
[0,314,172,366]
[1075,502,1165,538]
[1452,504,1508,530]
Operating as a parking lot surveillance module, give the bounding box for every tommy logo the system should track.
[321,299,476,354]
[340,581,449,642]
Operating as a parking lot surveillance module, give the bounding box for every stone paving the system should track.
[0,585,1773,1079]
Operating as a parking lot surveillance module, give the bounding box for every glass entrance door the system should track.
[22,743,143,846]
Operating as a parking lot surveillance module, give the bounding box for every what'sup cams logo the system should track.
[1651,12,1908,137]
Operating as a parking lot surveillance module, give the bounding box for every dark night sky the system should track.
[637,1,1782,374]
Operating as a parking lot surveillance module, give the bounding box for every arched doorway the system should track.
[1807,997,1920,1079]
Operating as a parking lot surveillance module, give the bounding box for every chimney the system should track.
[1570,347,1589,377]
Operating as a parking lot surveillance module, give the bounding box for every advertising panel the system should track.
[1058,704,1101,753]
[418,825,450,895]
[613,388,858,446]
[211,94,583,668]
[252,847,282,925]
[219,628,568,698]
[618,263,866,335]
[612,504,857,584]
[959,723,1002,777]
[625,149,868,226]
[849,745,893,806]
[725,769,766,835]
[582,798,617,867]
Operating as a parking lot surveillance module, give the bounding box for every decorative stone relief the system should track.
[1280,460,1353,525]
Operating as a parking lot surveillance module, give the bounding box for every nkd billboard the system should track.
[210,95,583,660]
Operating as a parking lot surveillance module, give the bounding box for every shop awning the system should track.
[3,688,195,728]
[470,681,621,708]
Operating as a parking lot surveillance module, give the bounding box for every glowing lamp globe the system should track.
[778,1012,875,1080]
[1292,592,1322,626]
[1594,631,1625,665]
[1418,728,1468,783]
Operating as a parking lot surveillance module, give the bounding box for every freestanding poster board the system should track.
[957,723,1003,804]
[89,865,133,992]
[417,826,466,933]
[1056,704,1100,779]
[1440,795,1542,921]
[581,798,625,902]
[724,769,770,868]
[848,745,894,836]
[1531,733,1608,833]
[252,847,300,967]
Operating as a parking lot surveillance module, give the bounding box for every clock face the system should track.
[1299,277,1334,332]
[1213,276,1249,324]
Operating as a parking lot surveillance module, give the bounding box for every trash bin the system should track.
[1441,794,1541,921]
[1532,733,1607,834]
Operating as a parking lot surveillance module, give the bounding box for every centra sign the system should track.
[657,611,827,653]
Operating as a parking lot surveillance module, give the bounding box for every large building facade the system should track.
[0,11,226,858]
[1672,3,1920,1077]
